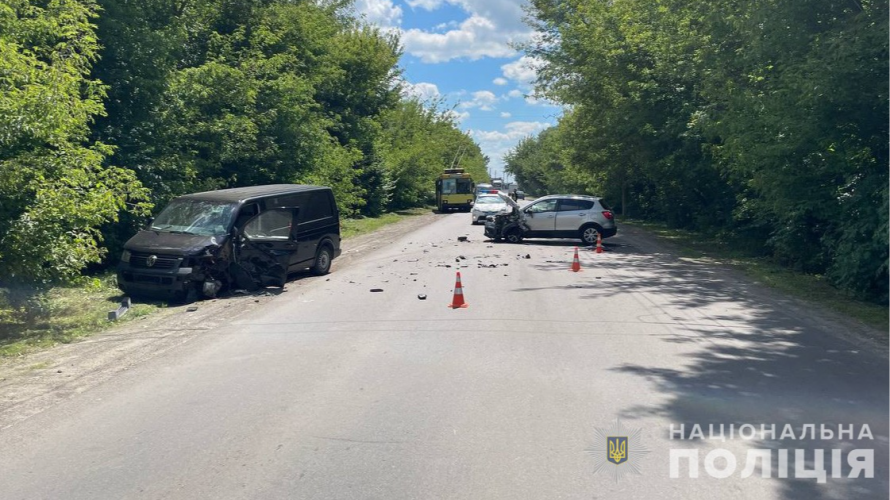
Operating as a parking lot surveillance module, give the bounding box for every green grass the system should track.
[0,274,162,358]
[0,207,433,359]
[621,218,888,332]
[340,207,431,239]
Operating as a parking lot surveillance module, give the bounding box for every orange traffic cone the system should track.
[448,271,468,308]
[595,232,604,253]
[569,247,582,272]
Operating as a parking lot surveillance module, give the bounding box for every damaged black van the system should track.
[117,185,341,301]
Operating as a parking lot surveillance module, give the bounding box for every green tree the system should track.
[520,0,888,301]
[0,0,149,305]
[91,0,407,217]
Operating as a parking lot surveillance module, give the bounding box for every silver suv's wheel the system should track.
[581,226,599,245]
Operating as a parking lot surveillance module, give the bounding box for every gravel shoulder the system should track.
[0,210,440,429]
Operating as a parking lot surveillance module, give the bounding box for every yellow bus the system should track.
[435,169,475,212]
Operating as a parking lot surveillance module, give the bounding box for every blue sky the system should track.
[351,0,561,181]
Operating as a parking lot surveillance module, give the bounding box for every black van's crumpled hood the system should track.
[124,231,224,256]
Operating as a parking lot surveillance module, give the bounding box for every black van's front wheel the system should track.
[312,245,333,276]
[172,283,199,304]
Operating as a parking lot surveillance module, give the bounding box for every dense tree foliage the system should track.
[0,0,488,301]
[0,0,150,300]
[509,0,888,302]
[89,0,486,222]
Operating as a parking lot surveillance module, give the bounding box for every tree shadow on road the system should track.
[524,235,890,498]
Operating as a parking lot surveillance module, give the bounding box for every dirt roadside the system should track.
[0,210,442,429]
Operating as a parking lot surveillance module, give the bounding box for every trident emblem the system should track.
[607,436,628,465]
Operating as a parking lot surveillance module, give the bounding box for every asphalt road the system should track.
[0,212,887,499]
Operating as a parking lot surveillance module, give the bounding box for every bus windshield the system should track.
[456,179,474,194]
[441,178,474,195]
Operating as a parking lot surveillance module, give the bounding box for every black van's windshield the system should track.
[151,199,237,236]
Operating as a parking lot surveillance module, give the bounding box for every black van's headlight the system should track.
[121,250,131,263]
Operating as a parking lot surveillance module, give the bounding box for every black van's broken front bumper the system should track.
[117,256,195,299]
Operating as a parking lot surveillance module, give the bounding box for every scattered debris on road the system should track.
[417,294,427,300]
[457,236,468,242]
[186,306,198,312]
[107,297,132,321]
[370,288,384,292]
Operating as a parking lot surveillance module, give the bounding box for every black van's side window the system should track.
[243,209,292,240]
[266,194,303,210]
[301,192,333,223]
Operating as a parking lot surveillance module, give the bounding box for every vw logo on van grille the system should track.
[145,254,158,267]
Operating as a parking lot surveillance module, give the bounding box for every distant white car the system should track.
[471,194,512,224]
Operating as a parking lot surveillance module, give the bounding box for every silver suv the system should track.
[507,194,616,245]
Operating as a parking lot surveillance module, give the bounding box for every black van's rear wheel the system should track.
[505,228,523,244]
[312,245,333,276]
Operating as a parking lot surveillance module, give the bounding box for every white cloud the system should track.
[352,0,535,63]
[524,95,561,108]
[401,81,441,101]
[398,0,534,63]
[504,121,550,136]
[492,77,508,86]
[452,0,530,32]
[501,56,541,88]
[444,109,471,123]
[458,90,498,111]
[470,121,551,172]
[500,112,512,118]
[506,89,524,99]
[352,0,402,28]
[401,16,521,63]
[406,0,444,9]
[432,20,461,32]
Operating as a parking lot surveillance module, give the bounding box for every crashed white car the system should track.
[471,193,514,224]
